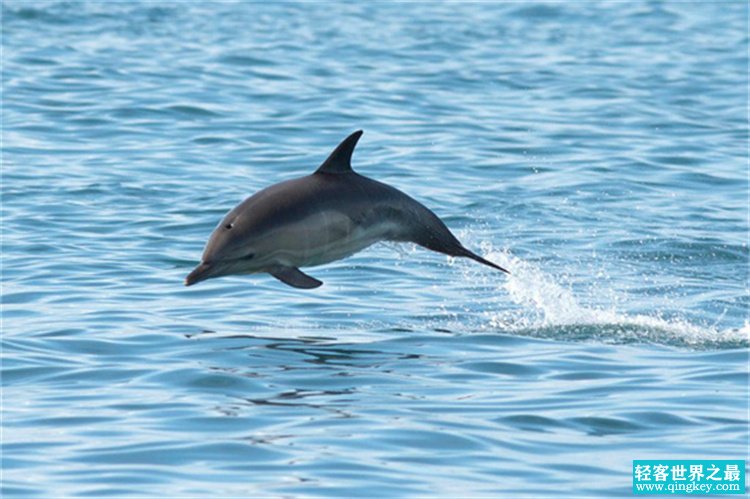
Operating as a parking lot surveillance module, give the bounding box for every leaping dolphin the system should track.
[185,130,508,289]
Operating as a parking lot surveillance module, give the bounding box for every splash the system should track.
[479,249,749,350]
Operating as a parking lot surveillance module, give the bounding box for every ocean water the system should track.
[2,1,748,497]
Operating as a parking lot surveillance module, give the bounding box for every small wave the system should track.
[507,4,565,21]
[164,104,221,118]
[480,249,748,350]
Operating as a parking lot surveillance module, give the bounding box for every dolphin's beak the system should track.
[185,262,214,286]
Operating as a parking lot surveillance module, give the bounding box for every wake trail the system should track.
[477,248,749,350]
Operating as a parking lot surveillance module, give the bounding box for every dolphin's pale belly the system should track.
[256,210,400,269]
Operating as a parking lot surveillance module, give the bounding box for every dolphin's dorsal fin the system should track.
[315,130,363,174]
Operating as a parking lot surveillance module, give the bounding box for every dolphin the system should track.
[185,130,508,289]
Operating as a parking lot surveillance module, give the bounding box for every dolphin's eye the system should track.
[242,253,255,260]
[224,223,234,230]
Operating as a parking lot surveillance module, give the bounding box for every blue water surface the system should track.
[2,1,748,497]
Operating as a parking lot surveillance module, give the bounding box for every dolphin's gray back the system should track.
[233,173,404,235]
[230,171,464,258]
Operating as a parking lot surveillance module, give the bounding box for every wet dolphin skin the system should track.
[186,131,508,289]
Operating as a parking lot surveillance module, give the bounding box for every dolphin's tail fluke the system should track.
[400,200,510,275]
[459,247,510,274]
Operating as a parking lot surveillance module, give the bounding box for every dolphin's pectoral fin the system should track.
[269,266,323,289]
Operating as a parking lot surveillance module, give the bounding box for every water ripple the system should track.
[3,1,748,497]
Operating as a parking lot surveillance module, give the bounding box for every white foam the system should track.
[479,248,749,349]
